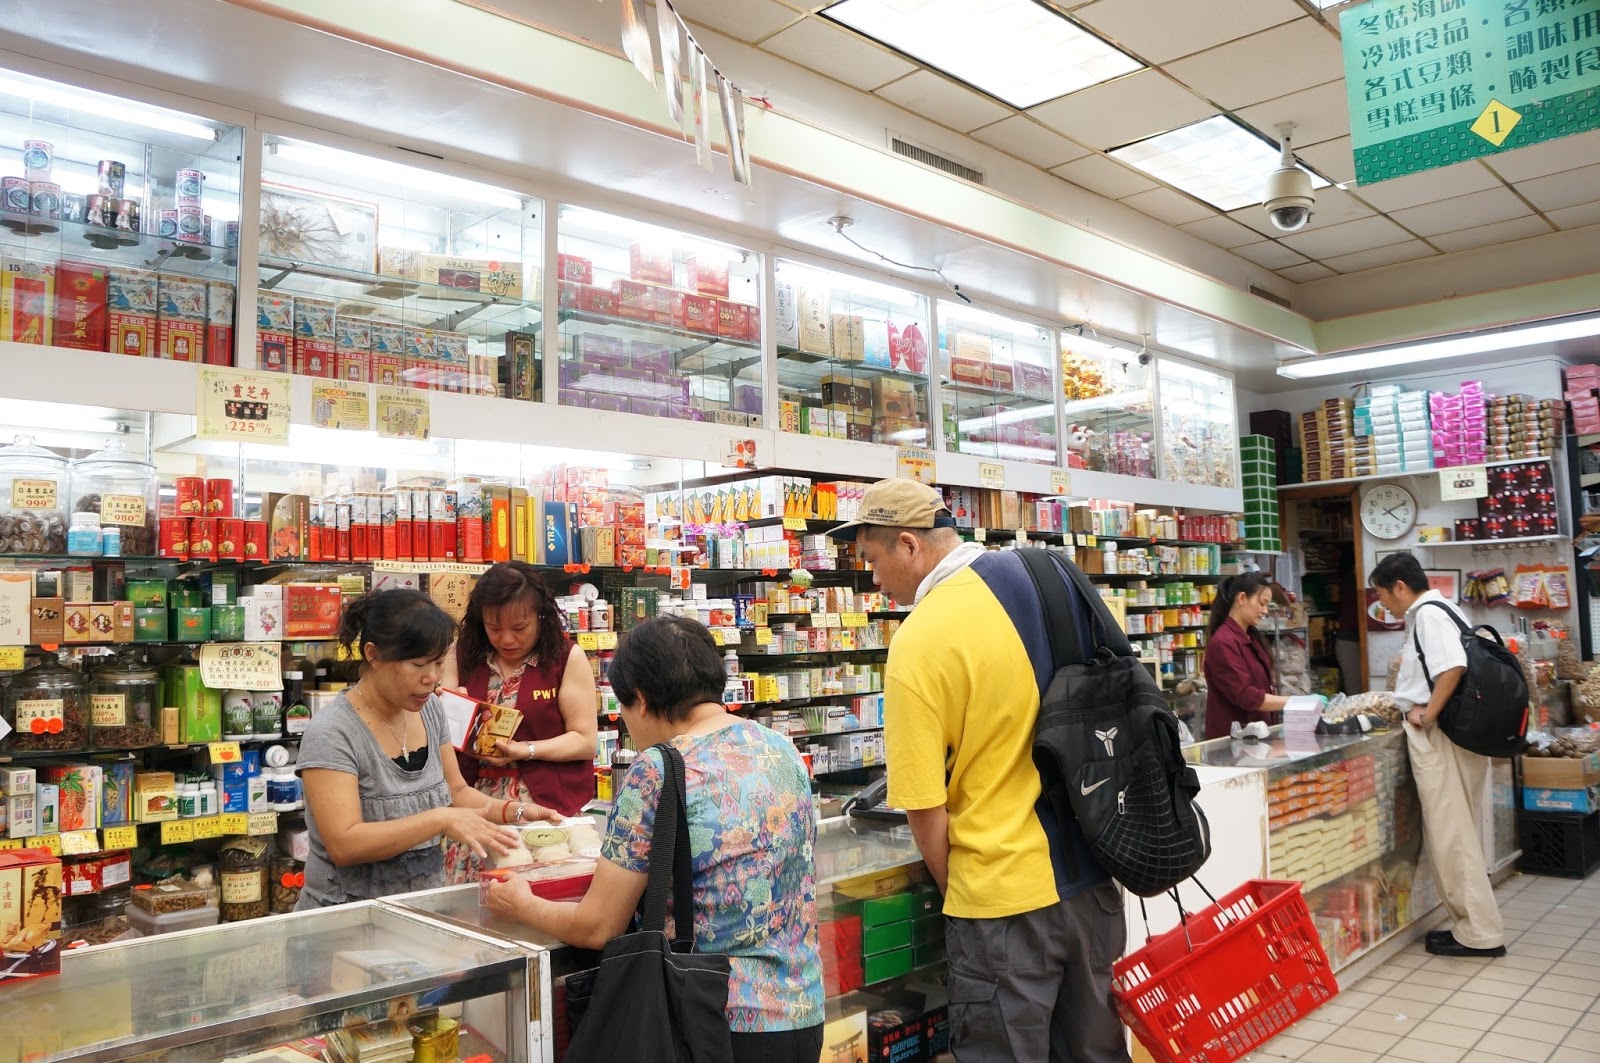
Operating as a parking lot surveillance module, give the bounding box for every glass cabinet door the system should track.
[1059,332,1157,479]
[774,260,930,446]
[937,303,1058,465]
[0,65,242,363]
[1157,358,1238,488]
[556,206,762,426]
[258,135,543,400]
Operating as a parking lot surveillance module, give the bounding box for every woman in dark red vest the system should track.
[441,561,597,883]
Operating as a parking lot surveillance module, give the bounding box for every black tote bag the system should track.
[563,743,734,1063]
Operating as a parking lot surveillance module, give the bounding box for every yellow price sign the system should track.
[711,629,726,646]
[576,633,600,652]
[192,816,223,840]
[1017,529,1028,545]
[60,829,99,855]
[597,631,619,650]
[978,462,1005,489]
[219,813,250,836]
[160,820,195,845]
[27,834,63,857]
[1050,469,1072,496]
[973,527,986,543]
[0,646,24,670]
[1086,536,1098,548]
[247,811,279,836]
[102,824,139,850]
[0,837,24,851]
[782,516,808,532]
[755,628,773,646]
[842,613,868,629]
[208,741,242,764]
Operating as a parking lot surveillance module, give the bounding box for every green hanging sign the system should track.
[1341,0,1600,185]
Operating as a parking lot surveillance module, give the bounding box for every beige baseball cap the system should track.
[827,478,956,542]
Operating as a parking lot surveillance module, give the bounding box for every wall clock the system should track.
[1360,483,1417,540]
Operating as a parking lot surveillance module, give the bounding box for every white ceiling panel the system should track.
[1178,214,1263,249]
[1547,202,1600,230]
[665,0,800,43]
[1351,159,1501,213]
[1280,214,1410,259]
[875,69,1013,132]
[1518,163,1600,213]
[1308,186,1378,228]
[761,17,917,90]
[970,115,1091,169]
[1071,0,1304,64]
[1165,19,1344,109]
[1234,80,1350,153]
[1321,240,1437,273]
[1389,187,1531,238]
[1233,241,1310,270]
[1297,136,1356,185]
[1050,153,1159,199]
[1428,215,1555,254]
[1119,186,1215,226]
[1481,129,1600,183]
[1027,70,1214,150]
[1276,262,1336,283]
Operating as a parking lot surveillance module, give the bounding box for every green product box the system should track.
[616,587,659,632]
[839,889,918,928]
[211,605,245,641]
[133,607,167,642]
[125,580,169,608]
[862,920,914,956]
[862,946,913,986]
[167,664,221,743]
[908,882,941,918]
[913,938,947,969]
[914,916,945,948]
[169,584,205,610]
[1242,472,1275,490]
[203,569,238,607]
[172,606,213,642]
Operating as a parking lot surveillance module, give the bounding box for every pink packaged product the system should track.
[574,333,627,367]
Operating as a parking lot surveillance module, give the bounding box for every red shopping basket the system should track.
[1112,880,1338,1063]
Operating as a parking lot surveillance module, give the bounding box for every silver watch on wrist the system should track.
[523,740,536,762]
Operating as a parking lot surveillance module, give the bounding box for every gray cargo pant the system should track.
[945,880,1130,1063]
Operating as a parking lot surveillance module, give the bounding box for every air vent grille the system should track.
[1250,284,1292,309]
[891,137,985,186]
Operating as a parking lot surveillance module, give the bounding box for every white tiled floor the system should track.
[1246,872,1600,1063]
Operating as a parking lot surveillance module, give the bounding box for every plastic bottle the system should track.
[724,649,741,676]
[177,784,198,818]
[591,599,612,632]
[101,525,122,557]
[198,781,217,817]
[67,512,102,556]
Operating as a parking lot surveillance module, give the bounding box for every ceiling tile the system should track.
[1518,163,1600,213]
[1050,154,1158,199]
[1235,81,1349,150]
[875,69,1013,133]
[1232,241,1310,270]
[1547,202,1600,230]
[1072,0,1303,64]
[666,0,799,43]
[1308,186,1377,227]
[1389,186,1532,237]
[1348,159,1500,213]
[1277,262,1336,283]
[1428,215,1556,254]
[1177,214,1262,249]
[1298,136,1355,184]
[1320,240,1437,273]
[1482,129,1600,183]
[1027,70,1215,150]
[761,18,917,91]
[970,115,1091,169]
[1118,187,1214,226]
[1280,214,1410,258]
[1165,18,1344,109]
[1226,204,1294,239]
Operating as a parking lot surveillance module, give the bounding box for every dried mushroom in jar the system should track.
[0,511,67,554]
[219,837,271,921]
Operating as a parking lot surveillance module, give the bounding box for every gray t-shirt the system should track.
[294,693,452,909]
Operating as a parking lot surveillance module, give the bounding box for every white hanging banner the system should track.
[658,0,685,125]
[730,84,751,188]
[689,47,712,172]
[716,75,740,184]
[620,0,657,89]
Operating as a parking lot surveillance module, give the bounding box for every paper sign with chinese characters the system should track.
[199,643,284,691]
[312,382,372,431]
[376,385,430,440]
[1342,0,1600,184]
[197,366,290,444]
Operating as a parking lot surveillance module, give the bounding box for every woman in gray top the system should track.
[296,590,561,909]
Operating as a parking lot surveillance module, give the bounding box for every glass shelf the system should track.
[1060,333,1157,479]
[937,302,1057,466]
[1158,358,1238,488]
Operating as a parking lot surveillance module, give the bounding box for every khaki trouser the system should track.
[1405,719,1504,949]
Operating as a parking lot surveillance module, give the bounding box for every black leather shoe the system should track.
[1425,929,1453,945]
[1426,934,1506,958]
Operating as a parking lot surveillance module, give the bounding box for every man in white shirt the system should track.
[1371,552,1505,959]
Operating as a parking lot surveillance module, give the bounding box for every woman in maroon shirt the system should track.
[1202,572,1291,740]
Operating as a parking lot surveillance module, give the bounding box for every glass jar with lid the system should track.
[89,648,162,749]
[218,836,270,921]
[0,434,70,554]
[1,652,89,754]
[69,441,158,556]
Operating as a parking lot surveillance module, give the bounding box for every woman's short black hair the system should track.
[609,616,726,723]
[1369,552,1429,593]
[338,589,456,665]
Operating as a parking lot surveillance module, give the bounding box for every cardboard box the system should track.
[503,331,538,401]
[1521,753,1600,790]
[294,296,336,377]
[256,293,293,372]
[1523,787,1600,814]
[285,583,341,638]
[629,242,674,285]
[419,253,523,299]
[204,280,235,366]
[157,317,204,362]
[0,258,54,346]
[0,848,63,978]
[62,850,130,897]
[557,253,592,285]
[29,596,64,644]
[820,1002,869,1063]
[53,260,109,352]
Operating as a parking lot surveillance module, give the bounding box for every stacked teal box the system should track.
[1241,434,1279,552]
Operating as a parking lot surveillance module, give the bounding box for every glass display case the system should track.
[936,302,1057,465]
[0,64,242,362]
[1059,331,1156,479]
[1157,358,1238,488]
[774,260,930,447]
[556,206,761,426]
[256,135,542,399]
[3,900,543,1063]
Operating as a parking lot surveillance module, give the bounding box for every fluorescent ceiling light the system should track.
[1110,116,1330,212]
[823,0,1141,108]
[272,140,525,212]
[0,73,219,141]
[1277,315,1600,379]
[0,399,125,435]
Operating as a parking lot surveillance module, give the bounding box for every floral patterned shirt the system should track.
[602,720,824,1032]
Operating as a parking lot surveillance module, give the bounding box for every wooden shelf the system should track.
[1413,534,1567,548]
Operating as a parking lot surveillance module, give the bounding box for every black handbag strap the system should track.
[1016,548,1135,667]
[638,743,695,950]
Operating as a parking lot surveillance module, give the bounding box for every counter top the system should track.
[1185,725,1403,772]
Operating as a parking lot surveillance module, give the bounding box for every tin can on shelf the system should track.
[60,194,87,224]
[115,199,141,233]
[205,478,233,517]
[174,476,205,516]
[176,205,203,243]
[223,221,239,250]
[21,140,53,177]
[97,160,126,197]
[30,182,61,219]
[243,519,267,561]
[85,194,116,228]
[203,214,213,245]
[218,519,245,560]
[175,169,204,204]
[189,517,218,561]
[158,209,178,239]
[2,176,29,213]
[159,517,190,560]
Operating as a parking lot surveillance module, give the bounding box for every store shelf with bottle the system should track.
[937,301,1058,467]
[1060,329,1158,480]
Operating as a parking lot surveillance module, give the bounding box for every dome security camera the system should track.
[1264,124,1315,233]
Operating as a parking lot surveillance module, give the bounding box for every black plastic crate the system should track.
[1518,809,1600,878]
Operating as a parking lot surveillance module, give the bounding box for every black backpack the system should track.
[1017,548,1211,897]
[1413,600,1529,758]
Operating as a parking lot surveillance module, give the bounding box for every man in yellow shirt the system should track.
[830,478,1127,1063]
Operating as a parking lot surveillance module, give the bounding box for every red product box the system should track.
[558,280,582,311]
[372,353,405,388]
[431,521,457,561]
[820,914,863,997]
[205,280,235,366]
[679,294,717,334]
[284,584,342,638]
[557,254,593,285]
[337,347,371,383]
[0,848,61,979]
[296,338,334,377]
[614,279,656,322]
[948,356,987,386]
[110,313,154,358]
[458,513,485,563]
[687,257,730,298]
[257,329,291,372]
[617,544,648,568]
[983,363,1016,393]
[716,299,741,339]
[1,260,54,345]
[734,303,756,342]
[53,260,109,352]
[158,318,204,362]
[578,284,618,317]
[63,850,131,897]
[629,242,674,285]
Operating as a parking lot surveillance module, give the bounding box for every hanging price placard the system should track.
[199,643,283,692]
[896,447,937,485]
[197,366,290,445]
[26,834,62,857]
[376,385,430,441]
[312,381,372,431]
[192,816,223,840]
[576,633,599,652]
[207,741,242,764]
[1050,469,1072,496]
[160,820,195,845]
[248,811,279,836]
[60,829,99,855]
[0,646,23,671]
[597,632,619,650]
[755,627,773,646]
[978,462,1005,489]
[219,813,250,836]
[842,613,868,629]
[1439,465,1488,501]
[782,516,808,532]
[102,824,138,850]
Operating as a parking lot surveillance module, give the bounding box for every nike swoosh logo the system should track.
[1080,779,1109,795]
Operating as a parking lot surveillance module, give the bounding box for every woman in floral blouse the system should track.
[486,615,823,1061]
